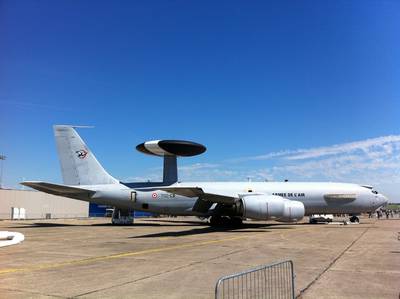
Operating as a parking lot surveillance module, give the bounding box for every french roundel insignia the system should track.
[76,149,88,159]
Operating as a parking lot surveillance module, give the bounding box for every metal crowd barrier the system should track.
[215,260,295,299]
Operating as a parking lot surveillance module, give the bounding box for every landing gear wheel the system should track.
[111,208,134,225]
[349,216,359,223]
[229,217,243,226]
[210,216,240,227]
[209,216,223,226]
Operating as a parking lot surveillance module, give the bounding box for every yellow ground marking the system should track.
[0,235,248,275]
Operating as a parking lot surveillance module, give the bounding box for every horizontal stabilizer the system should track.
[20,181,95,197]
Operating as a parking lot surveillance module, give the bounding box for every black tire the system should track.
[350,216,359,223]
[229,217,243,226]
[210,216,237,227]
[209,216,223,226]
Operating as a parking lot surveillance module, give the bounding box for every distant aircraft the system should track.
[22,125,388,225]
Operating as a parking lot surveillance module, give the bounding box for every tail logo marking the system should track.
[76,149,88,159]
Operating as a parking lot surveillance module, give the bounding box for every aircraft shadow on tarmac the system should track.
[130,223,294,239]
[141,219,206,225]
[5,222,189,228]
[6,220,299,232]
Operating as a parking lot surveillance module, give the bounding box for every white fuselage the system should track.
[81,181,388,217]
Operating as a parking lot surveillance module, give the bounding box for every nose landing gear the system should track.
[349,215,360,223]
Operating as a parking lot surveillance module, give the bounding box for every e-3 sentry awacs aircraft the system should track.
[21,125,388,225]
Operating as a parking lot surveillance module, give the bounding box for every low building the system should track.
[0,189,88,220]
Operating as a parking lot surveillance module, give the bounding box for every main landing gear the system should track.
[209,216,243,227]
[111,208,134,225]
[349,215,360,223]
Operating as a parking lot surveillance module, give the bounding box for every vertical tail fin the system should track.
[54,125,119,185]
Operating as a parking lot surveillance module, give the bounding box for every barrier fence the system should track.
[215,260,295,299]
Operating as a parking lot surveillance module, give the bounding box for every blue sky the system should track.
[1,1,399,200]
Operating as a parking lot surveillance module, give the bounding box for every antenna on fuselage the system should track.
[135,140,206,185]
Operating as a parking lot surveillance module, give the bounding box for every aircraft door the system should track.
[130,191,136,202]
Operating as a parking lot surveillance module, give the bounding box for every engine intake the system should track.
[241,195,304,222]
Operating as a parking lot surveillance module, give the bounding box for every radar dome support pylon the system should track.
[163,155,177,185]
[136,140,206,185]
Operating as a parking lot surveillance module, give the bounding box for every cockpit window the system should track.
[372,190,378,194]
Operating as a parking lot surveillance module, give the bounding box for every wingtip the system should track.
[20,181,37,187]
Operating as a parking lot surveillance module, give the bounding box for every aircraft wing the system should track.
[20,181,95,197]
[149,186,239,205]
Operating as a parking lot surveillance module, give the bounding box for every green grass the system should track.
[387,203,400,210]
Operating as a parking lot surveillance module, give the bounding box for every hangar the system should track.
[0,188,88,220]
[0,188,152,220]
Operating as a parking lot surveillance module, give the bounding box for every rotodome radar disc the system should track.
[136,140,206,157]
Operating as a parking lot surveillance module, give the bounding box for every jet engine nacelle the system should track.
[276,199,305,222]
[241,195,305,222]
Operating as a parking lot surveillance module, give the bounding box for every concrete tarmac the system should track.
[0,217,399,298]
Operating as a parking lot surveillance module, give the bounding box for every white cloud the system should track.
[178,163,220,171]
[235,135,400,162]
[286,135,400,160]
[179,163,240,181]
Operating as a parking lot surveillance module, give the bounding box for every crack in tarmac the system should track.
[296,224,373,298]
